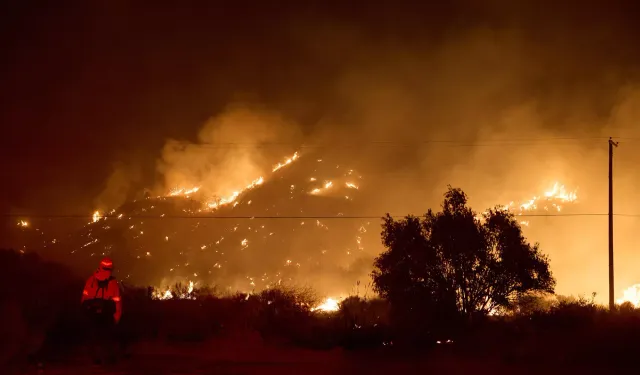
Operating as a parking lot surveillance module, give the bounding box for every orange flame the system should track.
[272,152,299,172]
[617,284,640,308]
[475,182,578,226]
[165,151,298,211]
[311,297,343,312]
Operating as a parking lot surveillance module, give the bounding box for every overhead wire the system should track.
[161,136,629,149]
[8,136,639,221]
[6,213,640,220]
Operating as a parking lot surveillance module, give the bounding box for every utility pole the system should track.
[609,137,619,310]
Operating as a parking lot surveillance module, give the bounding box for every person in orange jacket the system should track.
[81,257,122,364]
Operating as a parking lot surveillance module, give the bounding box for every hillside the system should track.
[38,151,379,296]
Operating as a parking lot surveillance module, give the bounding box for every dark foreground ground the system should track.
[9,333,626,375]
[2,250,635,374]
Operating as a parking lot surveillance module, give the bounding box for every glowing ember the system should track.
[18,220,29,227]
[345,182,358,189]
[311,297,342,312]
[617,284,640,307]
[92,211,103,223]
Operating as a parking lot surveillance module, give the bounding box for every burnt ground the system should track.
[9,333,625,375]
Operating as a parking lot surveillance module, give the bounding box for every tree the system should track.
[372,186,555,320]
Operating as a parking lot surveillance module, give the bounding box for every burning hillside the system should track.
[33,144,580,301]
[495,182,579,227]
[39,151,378,297]
[17,137,592,308]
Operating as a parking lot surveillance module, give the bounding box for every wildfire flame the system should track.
[504,182,578,214]
[272,152,299,172]
[144,151,303,294]
[166,151,298,211]
[206,176,265,210]
[18,220,29,227]
[80,149,365,302]
[309,180,335,195]
[476,182,578,226]
[169,187,200,197]
[617,284,640,308]
[152,280,195,300]
[311,297,343,312]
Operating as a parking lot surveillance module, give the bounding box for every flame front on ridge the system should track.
[162,152,298,212]
[475,182,578,227]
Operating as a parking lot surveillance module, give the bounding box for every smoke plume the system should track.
[94,162,143,211]
[13,1,640,303]
[157,104,303,198]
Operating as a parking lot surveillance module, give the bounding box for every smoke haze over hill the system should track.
[4,1,640,302]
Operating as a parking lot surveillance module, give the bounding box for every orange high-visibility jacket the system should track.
[81,268,122,323]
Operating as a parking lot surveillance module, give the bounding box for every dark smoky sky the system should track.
[2,0,640,248]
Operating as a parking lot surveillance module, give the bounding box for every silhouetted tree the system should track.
[372,187,555,322]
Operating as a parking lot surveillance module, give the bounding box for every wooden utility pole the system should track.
[609,137,619,310]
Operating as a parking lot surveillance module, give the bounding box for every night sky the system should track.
[2,1,640,248]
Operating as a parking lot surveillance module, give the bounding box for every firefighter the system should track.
[81,257,122,364]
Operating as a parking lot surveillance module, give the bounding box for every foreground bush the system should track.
[4,248,640,369]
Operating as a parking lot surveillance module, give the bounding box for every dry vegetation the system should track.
[2,248,640,372]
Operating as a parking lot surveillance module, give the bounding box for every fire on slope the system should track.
[502,182,578,214]
[475,182,579,227]
[75,154,583,312]
[140,151,368,308]
[153,280,195,300]
[146,179,576,303]
[167,152,298,211]
[86,151,299,222]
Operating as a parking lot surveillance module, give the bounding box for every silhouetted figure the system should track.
[81,257,122,365]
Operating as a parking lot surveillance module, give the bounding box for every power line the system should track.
[5,137,640,155]
[6,213,638,220]
[176,136,629,144]
[163,137,621,149]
